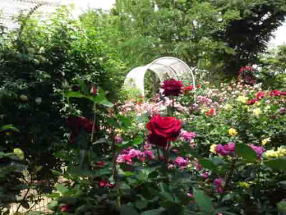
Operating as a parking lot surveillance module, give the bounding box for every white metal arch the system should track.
[124,57,196,97]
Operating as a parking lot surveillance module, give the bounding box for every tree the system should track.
[90,0,286,77]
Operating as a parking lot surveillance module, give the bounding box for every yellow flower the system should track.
[261,137,271,145]
[252,108,262,117]
[210,144,217,154]
[277,147,286,157]
[238,182,250,189]
[264,150,279,158]
[236,96,248,104]
[228,128,238,136]
[13,148,25,160]
[223,104,233,110]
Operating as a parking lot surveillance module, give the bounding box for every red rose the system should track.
[59,204,71,212]
[90,85,97,95]
[161,79,183,97]
[98,180,115,188]
[66,116,95,143]
[205,108,216,116]
[281,91,286,96]
[270,90,281,97]
[146,115,182,147]
[256,91,265,100]
[247,99,259,105]
[184,85,194,91]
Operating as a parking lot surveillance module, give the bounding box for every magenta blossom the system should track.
[213,178,225,193]
[114,135,123,144]
[249,144,265,158]
[174,156,189,168]
[200,172,209,179]
[215,142,235,156]
[180,131,197,141]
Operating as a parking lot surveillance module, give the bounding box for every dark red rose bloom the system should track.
[247,99,259,105]
[90,85,97,95]
[98,180,115,188]
[66,116,95,143]
[281,91,286,96]
[161,79,183,96]
[59,204,71,212]
[256,91,265,100]
[270,90,281,97]
[95,161,106,167]
[146,115,182,147]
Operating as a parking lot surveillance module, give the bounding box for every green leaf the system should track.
[141,208,165,215]
[120,205,139,215]
[0,124,19,132]
[64,91,86,99]
[235,143,257,162]
[88,89,114,107]
[264,159,286,171]
[199,158,217,171]
[193,188,215,214]
[55,184,69,195]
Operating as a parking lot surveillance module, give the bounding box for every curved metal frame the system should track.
[124,57,196,96]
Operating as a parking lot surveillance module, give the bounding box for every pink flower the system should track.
[213,178,224,193]
[174,157,189,168]
[128,149,143,158]
[116,154,133,165]
[143,150,155,160]
[180,131,197,141]
[98,180,114,188]
[215,142,235,156]
[200,172,209,179]
[114,135,123,144]
[187,193,194,198]
[249,144,265,158]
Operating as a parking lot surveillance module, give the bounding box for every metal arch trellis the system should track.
[124,56,196,97]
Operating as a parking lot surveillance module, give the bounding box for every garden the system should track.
[1,0,286,214]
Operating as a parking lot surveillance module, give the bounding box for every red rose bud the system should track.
[59,204,71,212]
[247,99,258,105]
[90,85,97,95]
[205,108,216,116]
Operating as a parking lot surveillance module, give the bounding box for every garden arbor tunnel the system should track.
[124,57,196,97]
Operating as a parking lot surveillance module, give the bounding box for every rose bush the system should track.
[43,78,286,215]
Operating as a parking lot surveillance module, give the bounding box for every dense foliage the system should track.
[0,1,286,215]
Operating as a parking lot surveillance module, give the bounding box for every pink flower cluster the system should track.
[215,142,235,156]
[216,142,264,158]
[196,96,213,105]
[213,178,224,193]
[116,148,155,165]
[174,156,189,168]
[180,131,197,141]
[249,144,265,158]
